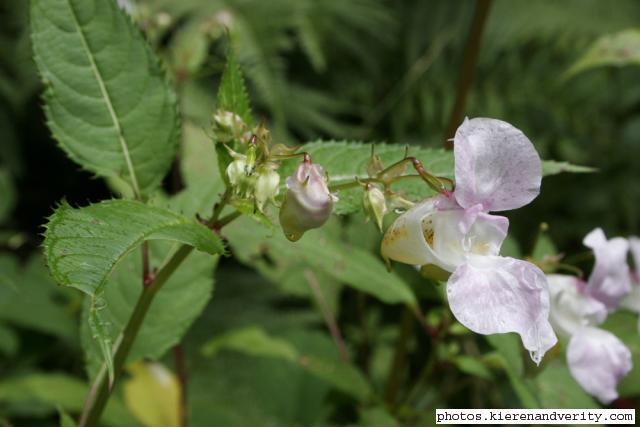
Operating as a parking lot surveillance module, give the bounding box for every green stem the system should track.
[79,188,239,426]
[444,0,493,147]
[79,245,194,427]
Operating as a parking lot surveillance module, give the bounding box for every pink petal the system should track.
[547,274,608,337]
[567,327,632,404]
[447,256,557,364]
[453,118,541,212]
[583,228,631,311]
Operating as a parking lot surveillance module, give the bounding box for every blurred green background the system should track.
[1,0,640,425]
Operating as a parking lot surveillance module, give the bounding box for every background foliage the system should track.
[1,0,639,425]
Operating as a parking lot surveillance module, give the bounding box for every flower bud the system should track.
[363,185,387,231]
[226,157,247,187]
[212,110,247,143]
[279,160,336,241]
[254,166,280,212]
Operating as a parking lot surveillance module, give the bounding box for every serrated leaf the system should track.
[123,362,181,427]
[565,29,640,78]
[201,326,372,401]
[541,160,596,176]
[226,216,416,305]
[0,373,134,426]
[217,50,253,127]
[30,0,180,197]
[81,245,217,379]
[44,200,224,378]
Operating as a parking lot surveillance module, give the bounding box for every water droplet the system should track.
[394,208,406,214]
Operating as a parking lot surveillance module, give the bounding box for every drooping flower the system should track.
[583,228,630,311]
[547,274,632,404]
[279,159,337,241]
[567,327,632,404]
[381,117,557,363]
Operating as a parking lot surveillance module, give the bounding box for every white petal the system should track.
[547,274,608,337]
[453,117,541,212]
[381,196,508,272]
[567,327,632,404]
[584,228,631,311]
[447,256,557,364]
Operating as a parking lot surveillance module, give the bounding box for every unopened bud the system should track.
[279,160,336,241]
[254,166,280,212]
[226,157,247,187]
[212,110,247,143]
[363,185,387,231]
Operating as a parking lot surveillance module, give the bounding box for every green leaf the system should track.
[81,245,217,379]
[0,255,77,341]
[226,217,416,305]
[541,160,596,176]
[201,326,372,401]
[452,355,494,380]
[30,0,180,197]
[0,373,134,426]
[217,49,253,127]
[565,29,640,78]
[202,326,298,361]
[44,200,224,378]
[0,322,18,356]
[58,407,78,427]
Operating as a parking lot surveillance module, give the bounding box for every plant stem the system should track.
[444,0,493,147]
[79,244,194,427]
[383,306,414,406]
[173,344,188,427]
[304,269,349,362]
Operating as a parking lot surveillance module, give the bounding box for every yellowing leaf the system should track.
[123,362,181,427]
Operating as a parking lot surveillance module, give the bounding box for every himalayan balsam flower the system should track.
[279,160,336,241]
[583,228,630,311]
[547,274,632,404]
[381,117,557,364]
[254,166,280,212]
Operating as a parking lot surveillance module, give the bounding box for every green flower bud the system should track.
[363,185,387,231]
[254,166,280,212]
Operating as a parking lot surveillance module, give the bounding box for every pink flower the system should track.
[279,160,337,241]
[382,118,557,364]
[548,274,632,404]
[583,228,630,311]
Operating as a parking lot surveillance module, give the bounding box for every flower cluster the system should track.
[548,228,636,403]
[381,118,557,364]
[214,110,336,240]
